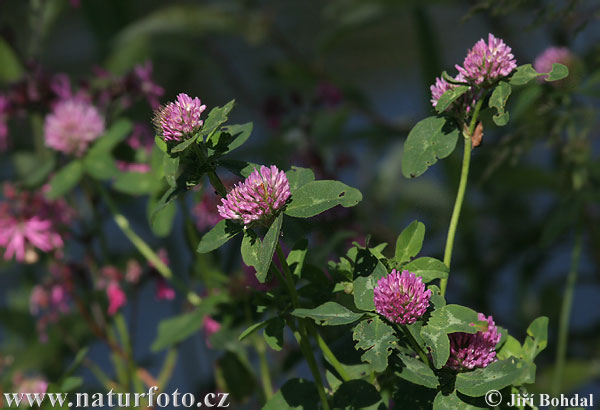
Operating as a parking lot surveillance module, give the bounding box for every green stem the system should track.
[96,183,202,306]
[255,336,274,401]
[192,143,227,197]
[288,320,330,410]
[308,324,351,382]
[440,98,484,296]
[157,349,178,389]
[551,227,583,396]
[274,244,329,409]
[396,324,432,369]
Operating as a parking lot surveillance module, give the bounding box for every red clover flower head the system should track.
[373,270,432,325]
[154,93,206,142]
[44,99,105,156]
[217,165,291,225]
[456,33,517,86]
[446,313,501,371]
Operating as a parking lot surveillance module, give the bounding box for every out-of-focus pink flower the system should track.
[217,165,291,225]
[0,184,73,263]
[106,281,126,315]
[193,191,223,231]
[373,270,431,325]
[127,123,154,153]
[456,33,517,85]
[203,316,221,348]
[70,0,81,7]
[30,263,73,341]
[134,62,164,109]
[154,93,206,142]
[534,46,576,84]
[14,374,48,397]
[315,82,343,107]
[49,74,73,101]
[116,160,151,173]
[0,95,10,152]
[446,313,501,371]
[44,99,105,156]
[125,259,143,284]
[155,277,176,300]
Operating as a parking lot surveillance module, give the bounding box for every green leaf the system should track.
[197,219,243,253]
[240,230,260,268]
[59,377,83,392]
[238,321,268,341]
[204,100,235,142]
[163,156,180,187]
[151,296,223,351]
[395,220,426,264]
[88,119,132,155]
[401,116,460,178]
[46,160,84,199]
[0,37,23,83]
[497,335,522,361]
[455,358,528,397]
[84,152,120,180]
[403,257,449,283]
[219,160,261,178]
[433,391,485,410]
[522,316,548,361]
[546,63,569,82]
[421,304,484,368]
[397,354,439,389]
[489,82,512,126]
[509,64,541,86]
[332,380,383,409]
[435,86,469,113]
[285,180,362,218]
[113,171,157,195]
[263,317,285,351]
[353,260,387,311]
[155,135,167,153]
[287,239,308,277]
[256,213,283,283]
[353,316,396,372]
[264,378,319,410]
[12,152,55,188]
[219,122,253,155]
[171,136,199,154]
[286,167,316,193]
[148,198,177,237]
[292,302,363,326]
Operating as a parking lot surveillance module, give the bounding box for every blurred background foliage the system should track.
[1,0,599,407]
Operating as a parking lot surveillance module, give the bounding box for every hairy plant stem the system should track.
[440,98,484,296]
[192,142,227,197]
[395,324,433,369]
[95,182,202,306]
[274,244,329,410]
[552,227,583,397]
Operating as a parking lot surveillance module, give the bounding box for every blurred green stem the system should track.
[552,227,583,396]
[275,244,329,410]
[95,182,202,306]
[255,335,274,401]
[440,98,484,296]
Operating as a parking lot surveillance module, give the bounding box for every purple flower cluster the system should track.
[430,74,479,114]
[44,99,105,156]
[430,33,516,114]
[0,184,74,263]
[217,165,291,225]
[373,270,432,324]
[154,93,207,142]
[456,33,517,86]
[446,313,501,371]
